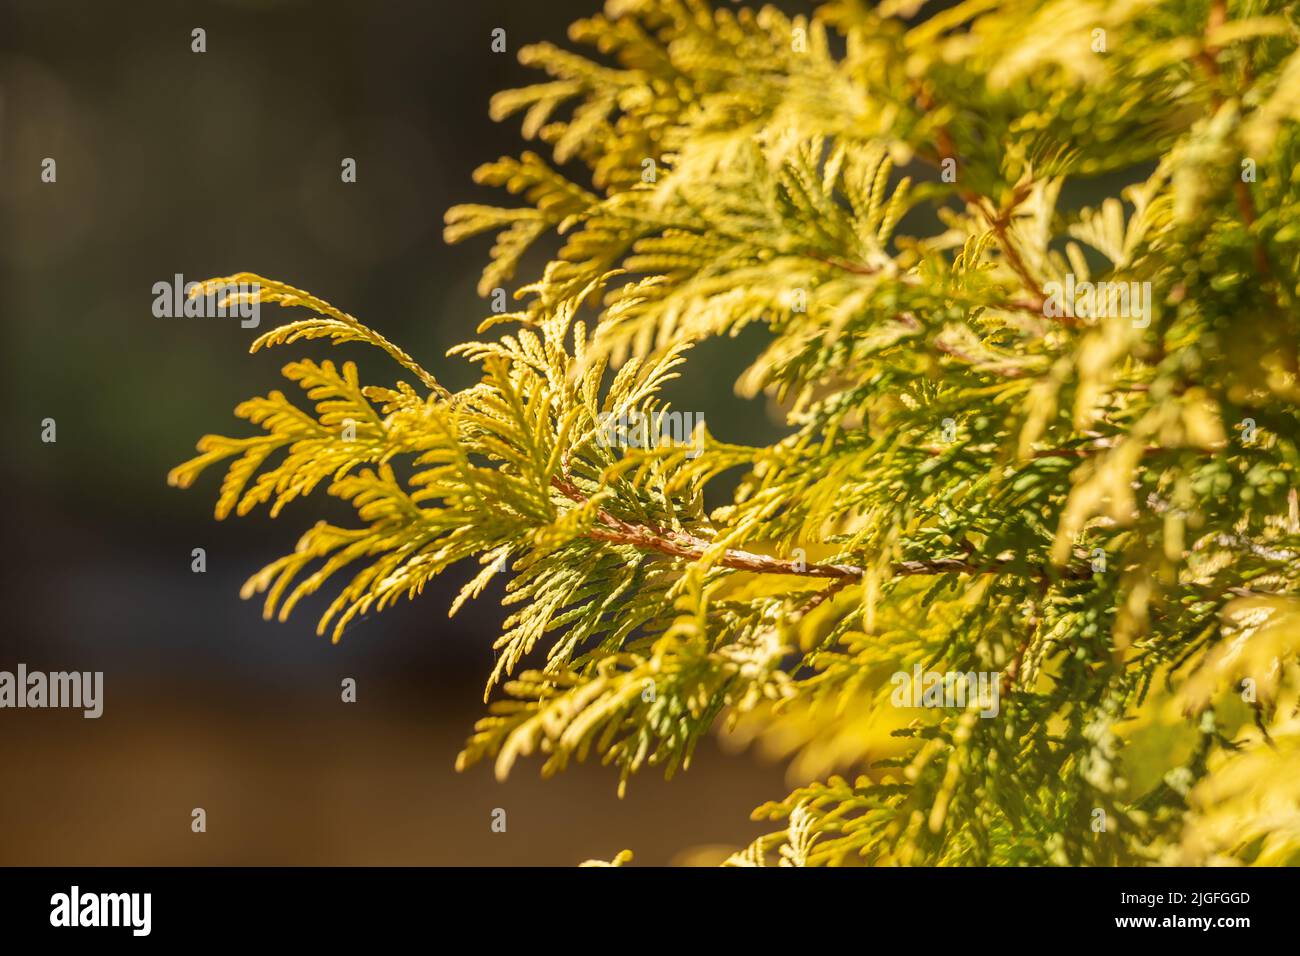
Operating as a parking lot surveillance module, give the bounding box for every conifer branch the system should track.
[173,0,1300,867]
[912,84,1055,321]
[552,477,1092,582]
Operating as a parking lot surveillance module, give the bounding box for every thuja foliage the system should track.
[171,0,1300,865]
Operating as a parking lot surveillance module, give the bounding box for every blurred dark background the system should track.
[0,0,794,865]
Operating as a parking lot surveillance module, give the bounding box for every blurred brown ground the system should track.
[0,686,788,866]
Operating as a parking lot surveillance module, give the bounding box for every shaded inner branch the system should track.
[552,477,1093,582]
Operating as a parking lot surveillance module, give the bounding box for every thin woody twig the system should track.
[793,577,854,618]
[552,476,1093,582]
[911,83,1062,322]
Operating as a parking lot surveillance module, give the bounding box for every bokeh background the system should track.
[0,0,800,865]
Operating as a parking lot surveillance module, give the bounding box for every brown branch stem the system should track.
[552,476,1092,582]
[910,83,1057,322]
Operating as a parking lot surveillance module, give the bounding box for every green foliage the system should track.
[173,0,1300,865]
